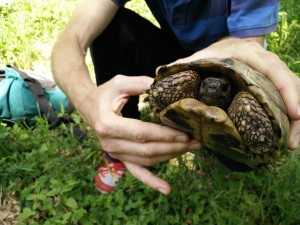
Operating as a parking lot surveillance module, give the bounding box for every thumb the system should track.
[124,161,171,195]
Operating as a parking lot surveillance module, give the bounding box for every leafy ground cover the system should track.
[1,0,300,224]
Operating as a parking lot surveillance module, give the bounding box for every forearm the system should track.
[51,0,119,109]
[51,34,95,109]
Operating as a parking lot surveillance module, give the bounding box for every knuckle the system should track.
[112,74,126,85]
[267,51,281,64]
[138,146,156,166]
[137,144,153,158]
[267,53,288,74]
[172,147,185,156]
[245,40,262,49]
[101,141,111,152]
[143,157,156,166]
[134,132,148,143]
[94,120,111,137]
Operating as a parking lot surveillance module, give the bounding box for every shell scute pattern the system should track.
[146,58,289,169]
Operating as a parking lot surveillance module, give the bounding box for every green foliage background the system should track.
[0,0,300,224]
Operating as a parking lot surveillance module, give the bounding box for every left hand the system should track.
[169,37,300,150]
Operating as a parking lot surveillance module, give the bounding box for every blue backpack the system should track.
[0,66,87,140]
[0,65,70,125]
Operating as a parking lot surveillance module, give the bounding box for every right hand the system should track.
[169,37,300,150]
[78,75,200,194]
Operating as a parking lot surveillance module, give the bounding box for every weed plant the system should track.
[267,0,300,75]
[0,0,76,75]
[0,0,300,224]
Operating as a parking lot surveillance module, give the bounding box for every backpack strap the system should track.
[0,68,6,82]
[9,66,61,128]
[8,66,88,141]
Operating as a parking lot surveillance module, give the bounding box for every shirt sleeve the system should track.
[228,0,280,37]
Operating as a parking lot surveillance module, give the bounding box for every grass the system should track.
[0,0,76,75]
[267,0,300,74]
[0,0,300,224]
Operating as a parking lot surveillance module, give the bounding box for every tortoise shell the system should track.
[147,58,289,169]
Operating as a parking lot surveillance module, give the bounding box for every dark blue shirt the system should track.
[112,0,279,51]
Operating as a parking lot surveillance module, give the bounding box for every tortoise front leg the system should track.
[228,91,278,163]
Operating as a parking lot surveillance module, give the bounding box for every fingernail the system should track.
[158,188,167,195]
[175,135,189,142]
[187,140,201,150]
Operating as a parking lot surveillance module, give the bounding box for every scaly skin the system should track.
[228,91,277,162]
[149,69,278,164]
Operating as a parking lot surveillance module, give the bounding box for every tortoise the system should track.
[145,58,289,169]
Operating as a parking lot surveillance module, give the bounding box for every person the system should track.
[51,0,300,195]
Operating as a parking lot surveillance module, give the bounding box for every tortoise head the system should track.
[198,77,232,109]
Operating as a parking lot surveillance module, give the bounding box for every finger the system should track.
[102,137,200,159]
[110,150,188,166]
[124,161,171,195]
[103,75,154,115]
[288,120,300,150]
[114,75,154,96]
[242,50,300,120]
[95,116,191,143]
[172,40,300,120]
[274,72,300,120]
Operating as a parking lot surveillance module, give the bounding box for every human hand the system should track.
[289,120,300,149]
[79,75,200,195]
[169,37,300,150]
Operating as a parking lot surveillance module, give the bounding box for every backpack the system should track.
[0,65,87,141]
